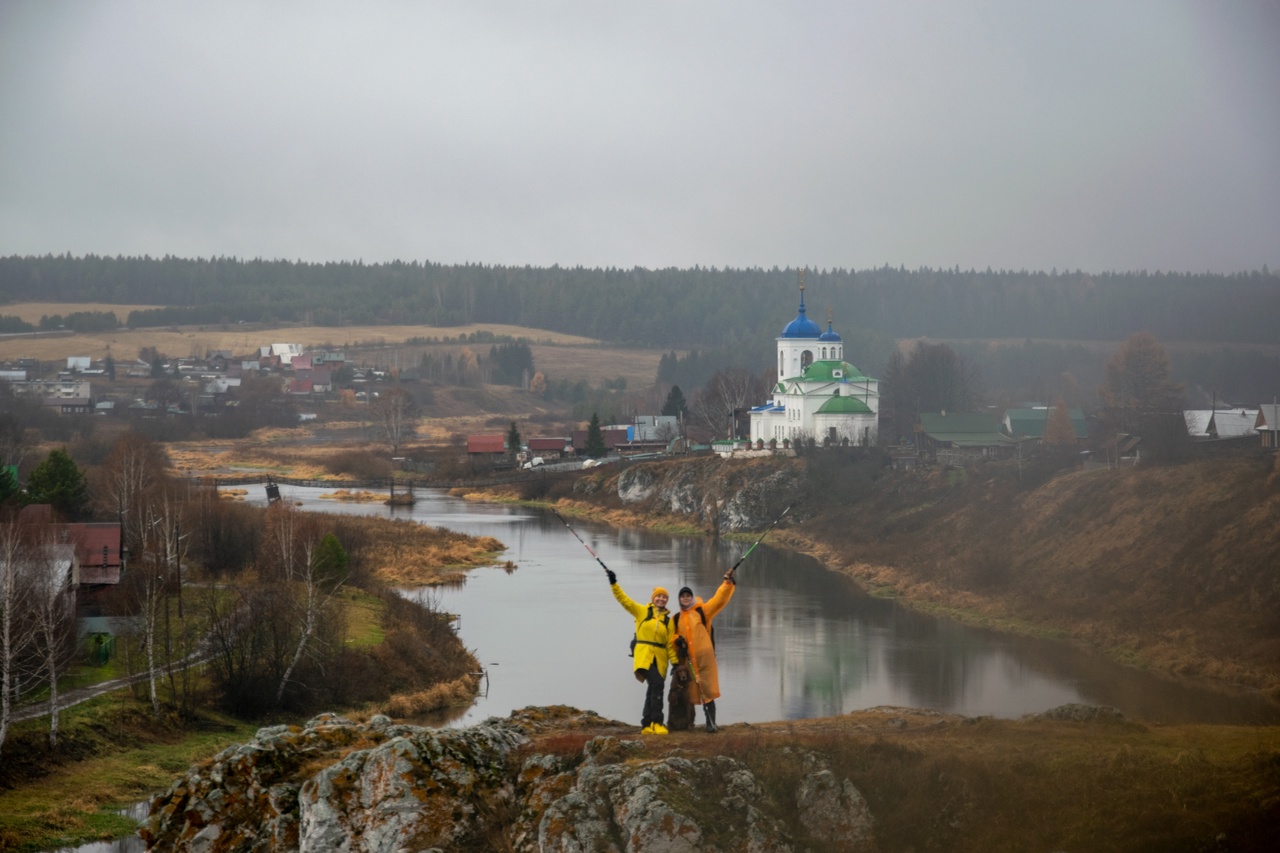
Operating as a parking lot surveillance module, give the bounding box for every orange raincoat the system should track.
[672,579,735,704]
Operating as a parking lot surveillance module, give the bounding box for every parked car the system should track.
[522,457,544,469]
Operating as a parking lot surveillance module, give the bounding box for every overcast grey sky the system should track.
[1,1,1277,273]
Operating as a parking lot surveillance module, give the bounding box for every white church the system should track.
[748,284,880,447]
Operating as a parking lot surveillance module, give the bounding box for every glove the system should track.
[723,570,736,585]
[606,568,617,585]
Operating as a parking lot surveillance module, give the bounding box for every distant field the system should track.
[0,319,603,362]
[0,312,666,388]
[0,302,165,323]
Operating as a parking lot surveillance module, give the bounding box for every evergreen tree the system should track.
[0,465,17,505]
[312,532,349,591]
[661,385,688,418]
[24,448,89,520]
[506,421,522,457]
[585,413,606,458]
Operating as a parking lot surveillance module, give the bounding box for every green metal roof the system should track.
[918,412,1013,446]
[816,395,874,414]
[1005,407,1089,439]
[800,360,871,382]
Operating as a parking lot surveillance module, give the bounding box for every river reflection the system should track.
[247,484,1280,727]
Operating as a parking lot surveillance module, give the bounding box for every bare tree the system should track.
[28,526,77,747]
[1097,332,1184,434]
[260,503,340,707]
[692,368,768,438]
[0,517,35,756]
[372,387,417,455]
[128,507,172,721]
[95,431,169,556]
[275,537,340,707]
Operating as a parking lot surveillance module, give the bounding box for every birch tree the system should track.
[0,518,34,756]
[96,432,168,558]
[372,387,417,456]
[262,504,342,707]
[28,526,76,747]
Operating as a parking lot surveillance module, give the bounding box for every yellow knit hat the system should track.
[652,586,669,599]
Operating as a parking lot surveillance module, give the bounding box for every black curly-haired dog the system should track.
[667,637,697,731]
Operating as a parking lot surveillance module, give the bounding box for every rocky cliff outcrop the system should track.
[142,706,875,852]
[609,458,805,534]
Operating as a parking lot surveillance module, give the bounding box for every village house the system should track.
[571,427,630,456]
[1255,404,1280,449]
[916,411,1014,464]
[14,506,125,588]
[295,366,333,393]
[527,436,572,460]
[467,434,509,463]
[1003,404,1089,442]
[1183,407,1260,446]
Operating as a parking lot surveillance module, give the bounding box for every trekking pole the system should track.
[726,505,792,579]
[550,508,611,575]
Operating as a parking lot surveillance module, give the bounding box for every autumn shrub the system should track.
[323,450,391,480]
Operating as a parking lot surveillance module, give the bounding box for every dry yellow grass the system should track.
[320,490,389,502]
[382,674,481,717]
[0,314,603,362]
[164,433,335,480]
[317,515,505,585]
[0,302,165,324]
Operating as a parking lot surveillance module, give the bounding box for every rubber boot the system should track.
[704,701,718,733]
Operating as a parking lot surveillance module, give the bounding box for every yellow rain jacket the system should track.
[612,583,678,678]
[673,580,735,704]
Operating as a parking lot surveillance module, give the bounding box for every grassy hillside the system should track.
[795,454,1280,695]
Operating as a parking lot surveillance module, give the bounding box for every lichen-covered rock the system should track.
[523,738,794,853]
[143,711,533,852]
[1020,703,1126,723]
[795,769,875,851]
[143,707,874,853]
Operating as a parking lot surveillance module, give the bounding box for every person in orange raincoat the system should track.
[607,568,678,734]
[672,570,736,732]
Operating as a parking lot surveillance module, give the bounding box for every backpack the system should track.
[629,605,670,657]
[673,606,715,650]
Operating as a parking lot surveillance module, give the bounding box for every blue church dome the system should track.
[781,289,822,338]
[818,321,842,342]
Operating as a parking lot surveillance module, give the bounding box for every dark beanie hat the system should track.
[678,586,693,598]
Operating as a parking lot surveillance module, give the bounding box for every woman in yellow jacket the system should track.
[607,568,678,734]
[673,571,736,732]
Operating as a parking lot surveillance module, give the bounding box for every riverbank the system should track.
[458,451,1280,701]
[0,509,494,852]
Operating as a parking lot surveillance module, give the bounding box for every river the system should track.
[253,484,1279,727]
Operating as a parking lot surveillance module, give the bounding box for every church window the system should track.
[801,350,813,370]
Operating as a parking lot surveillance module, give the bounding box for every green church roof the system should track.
[816,395,874,414]
[801,360,870,383]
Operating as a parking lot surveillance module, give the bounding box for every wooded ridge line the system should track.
[3,255,1276,349]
